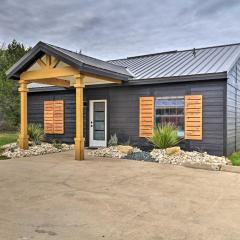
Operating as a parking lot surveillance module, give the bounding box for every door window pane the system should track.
[93,101,105,141]
[94,131,105,140]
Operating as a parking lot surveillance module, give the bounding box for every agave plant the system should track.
[148,123,182,149]
[27,123,45,145]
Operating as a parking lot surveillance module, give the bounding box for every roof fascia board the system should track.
[28,72,227,92]
[7,42,131,81]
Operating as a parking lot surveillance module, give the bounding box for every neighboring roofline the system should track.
[6,41,132,81]
[28,72,227,93]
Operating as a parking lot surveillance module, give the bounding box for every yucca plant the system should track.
[148,123,182,149]
[108,133,118,146]
[28,123,44,145]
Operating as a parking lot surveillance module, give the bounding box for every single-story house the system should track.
[6,41,240,158]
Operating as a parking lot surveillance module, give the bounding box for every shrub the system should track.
[28,123,44,145]
[52,139,62,149]
[228,151,240,166]
[148,123,182,149]
[108,133,118,146]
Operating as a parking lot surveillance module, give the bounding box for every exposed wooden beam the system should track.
[37,59,47,69]
[30,78,70,88]
[82,73,122,84]
[50,58,60,68]
[20,66,79,80]
[45,55,51,67]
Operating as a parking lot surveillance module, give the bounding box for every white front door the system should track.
[89,100,107,147]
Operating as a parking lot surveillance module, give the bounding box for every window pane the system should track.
[155,97,184,137]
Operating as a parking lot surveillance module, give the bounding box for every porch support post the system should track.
[74,74,85,160]
[18,79,28,149]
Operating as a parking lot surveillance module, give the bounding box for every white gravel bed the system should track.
[88,146,142,159]
[89,146,231,167]
[150,149,230,166]
[1,142,74,159]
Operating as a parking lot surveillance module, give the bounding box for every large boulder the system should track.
[166,146,181,155]
[117,145,134,155]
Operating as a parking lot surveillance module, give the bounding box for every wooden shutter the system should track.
[139,97,154,137]
[53,100,64,134]
[44,101,54,134]
[185,95,202,140]
[44,100,64,134]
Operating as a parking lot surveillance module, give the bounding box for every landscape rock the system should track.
[117,145,134,155]
[166,146,181,155]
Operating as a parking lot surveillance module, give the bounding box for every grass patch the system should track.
[0,132,18,147]
[228,151,240,166]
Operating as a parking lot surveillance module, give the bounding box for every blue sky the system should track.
[0,0,240,59]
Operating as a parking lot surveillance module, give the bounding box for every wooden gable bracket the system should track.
[37,55,60,69]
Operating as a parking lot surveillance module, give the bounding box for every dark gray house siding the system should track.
[226,57,240,155]
[28,79,226,156]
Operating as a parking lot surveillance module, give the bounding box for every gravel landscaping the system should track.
[89,146,231,168]
[1,142,74,159]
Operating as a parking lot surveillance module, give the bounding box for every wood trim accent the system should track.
[139,96,154,137]
[44,100,64,134]
[82,73,122,84]
[44,101,54,134]
[20,66,79,80]
[185,95,202,140]
[53,100,64,134]
[30,78,70,88]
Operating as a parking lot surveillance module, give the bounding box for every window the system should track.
[155,97,184,137]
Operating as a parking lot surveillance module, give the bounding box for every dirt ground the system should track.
[0,150,240,240]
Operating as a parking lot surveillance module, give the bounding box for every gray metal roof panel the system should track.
[109,43,240,80]
[46,43,131,77]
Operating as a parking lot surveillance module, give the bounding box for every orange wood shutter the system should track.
[44,100,64,134]
[185,95,202,140]
[139,96,154,137]
[44,101,54,134]
[53,100,64,134]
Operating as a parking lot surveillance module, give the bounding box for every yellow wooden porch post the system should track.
[74,74,85,160]
[18,79,28,149]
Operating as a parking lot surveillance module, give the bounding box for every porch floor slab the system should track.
[0,150,240,239]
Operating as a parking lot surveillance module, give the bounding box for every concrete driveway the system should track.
[0,151,240,240]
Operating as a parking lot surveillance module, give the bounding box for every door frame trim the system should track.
[89,99,107,147]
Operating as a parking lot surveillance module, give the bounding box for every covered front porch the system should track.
[6,41,132,160]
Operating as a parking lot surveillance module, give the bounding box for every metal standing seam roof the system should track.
[16,42,240,89]
[108,43,240,80]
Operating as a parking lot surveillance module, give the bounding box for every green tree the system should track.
[0,40,30,129]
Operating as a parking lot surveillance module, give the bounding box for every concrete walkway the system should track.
[0,150,240,240]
